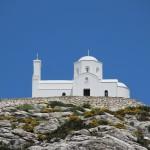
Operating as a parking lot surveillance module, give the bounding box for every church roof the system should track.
[117,82,128,88]
[102,80,128,88]
[79,56,98,62]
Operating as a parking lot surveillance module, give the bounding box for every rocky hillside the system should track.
[0,97,150,150]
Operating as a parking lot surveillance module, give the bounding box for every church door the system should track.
[83,89,90,96]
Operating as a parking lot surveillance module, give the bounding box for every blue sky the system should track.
[0,0,150,104]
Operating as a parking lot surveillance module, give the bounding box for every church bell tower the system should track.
[32,54,41,97]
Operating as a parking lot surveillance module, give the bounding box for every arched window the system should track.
[62,92,66,96]
[104,90,108,97]
[85,77,88,83]
[85,66,89,73]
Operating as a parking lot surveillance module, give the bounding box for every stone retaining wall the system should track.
[0,97,143,111]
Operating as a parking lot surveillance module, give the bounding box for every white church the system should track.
[32,54,130,98]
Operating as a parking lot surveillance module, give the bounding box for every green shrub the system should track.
[138,106,150,112]
[49,101,75,108]
[134,128,150,148]
[88,119,99,128]
[68,106,85,113]
[86,119,109,129]
[16,104,33,112]
[82,103,91,109]
[84,108,105,118]
[67,115,84,129]
[114,107,137,118]
[137,111,150,121]
[113,106,150,121]
[48,115,85,140]
[40,108,54,113]
[0,115,16,121]
[20,117,39,132]
[11,123,17,129]
[23,124,35,132]
[37,134,48,141]
[113,123,126,129]
[129,121,134,127]
[98,120,109,125]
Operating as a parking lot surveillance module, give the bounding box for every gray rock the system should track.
[0,137,32,150]
[54,106,71,111]
[138,121,150,138]
[28,134,147,150]
[0,120,11,128]
[14,111,29,118]
[0,132,16,139]
[34,118,60,134]
[31,113,49,119]
[85,113,122,125]
[28,146,44,150]
[34,103,48,109]
[2,107,17,112]
[49,112,73,118]
[12,128,36,141]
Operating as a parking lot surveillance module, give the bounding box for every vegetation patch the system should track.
[0,115,16,121]
[16,104,33,112]
[48,115,85,140]
[18,117,39,132]
[82,103,91,109]
[134,128,150,149]
[84,108,105,118]
[87,119,110,128]
[41,108,55,113]
[113,123,126,129]
[49,101,75,108]
[37,134,48,141]
[114,106,150,121]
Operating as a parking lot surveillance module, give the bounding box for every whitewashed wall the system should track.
[117,86,130,98]
[73,73,100,96]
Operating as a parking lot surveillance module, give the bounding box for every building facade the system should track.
[32,55,130,98]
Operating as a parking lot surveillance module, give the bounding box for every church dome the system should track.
[79,56,98,62]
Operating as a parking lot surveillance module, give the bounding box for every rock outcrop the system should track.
[0,97,149,150]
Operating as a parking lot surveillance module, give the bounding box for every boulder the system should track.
[2,107,17,112]
[49,112,72,118]
[34,118,60,134]
[138,121,150,138]
[14,111,29,118]
[31,113,49,119]
[12,128,36,141]
[0,120,11,128]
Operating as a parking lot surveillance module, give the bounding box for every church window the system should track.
[62,92,66,96]
[85,77,88,83]
[85,66,90,73]
[104,90,108,97]
[85,77,88,81]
